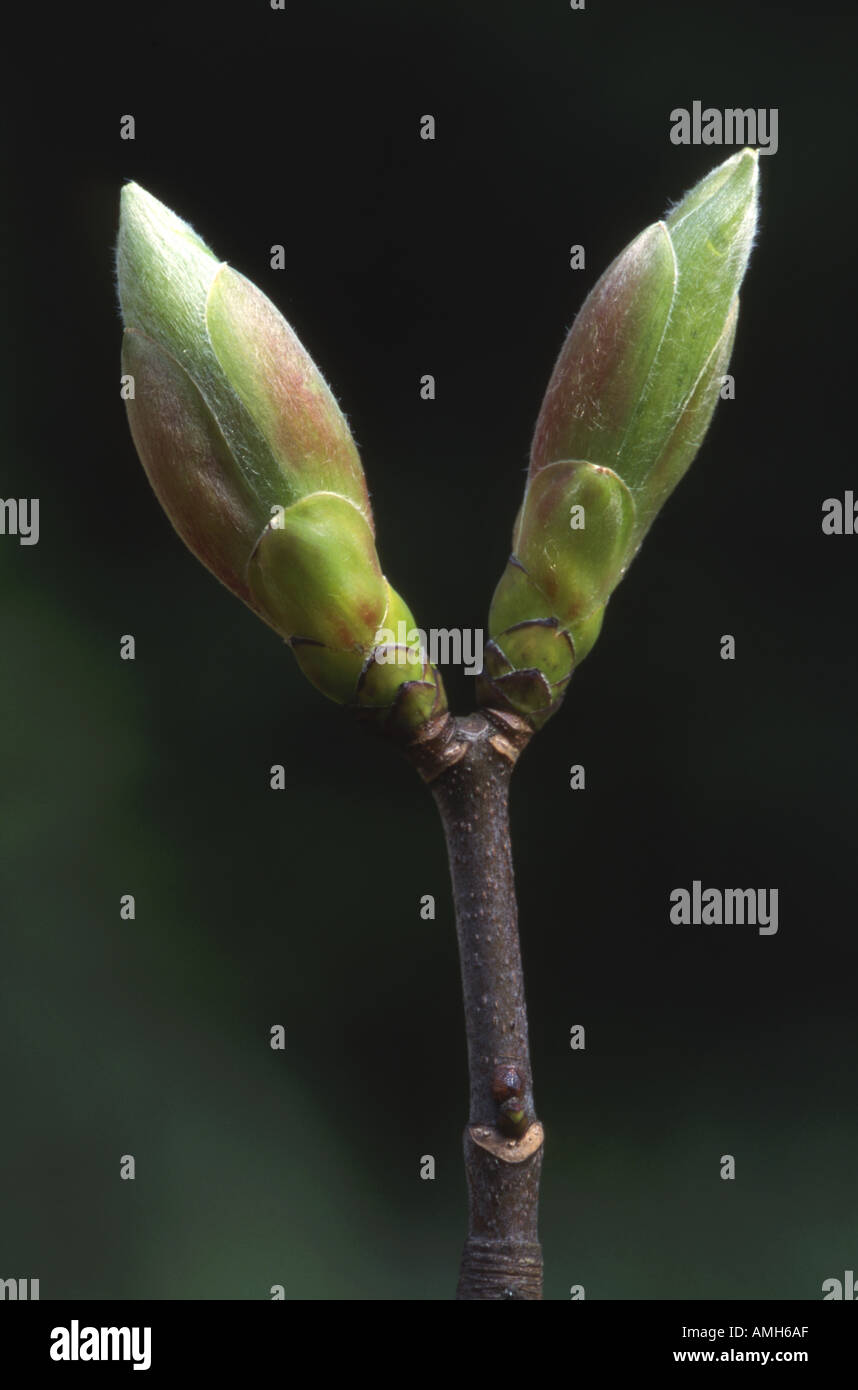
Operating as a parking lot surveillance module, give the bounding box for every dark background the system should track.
[2,0,856,1299]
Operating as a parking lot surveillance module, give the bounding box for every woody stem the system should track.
[408,709,544,1300]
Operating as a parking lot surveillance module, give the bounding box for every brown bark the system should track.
[407,710,545,1300]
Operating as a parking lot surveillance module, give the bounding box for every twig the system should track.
[407,710,544,1300]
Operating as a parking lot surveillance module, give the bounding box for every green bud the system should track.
[480,151,758,729]
[117,183,444,736]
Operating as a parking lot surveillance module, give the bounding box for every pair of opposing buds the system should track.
[117,150,758,737]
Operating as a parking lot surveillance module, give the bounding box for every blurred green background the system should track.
[3,0,856,1299]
